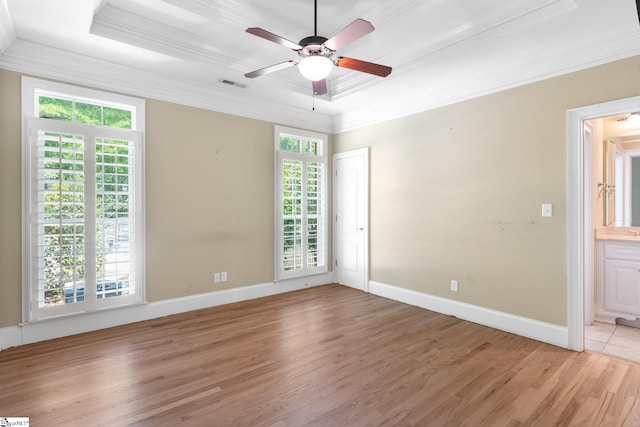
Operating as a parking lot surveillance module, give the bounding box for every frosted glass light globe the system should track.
[298,56,333,81]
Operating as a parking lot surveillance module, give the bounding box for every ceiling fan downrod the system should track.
[314,0,318,36]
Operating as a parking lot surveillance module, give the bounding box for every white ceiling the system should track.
[1,0,639,133]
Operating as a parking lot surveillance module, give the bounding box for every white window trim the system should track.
[274,125,328,281]
[22,77,145,130]
[21,77,146,322]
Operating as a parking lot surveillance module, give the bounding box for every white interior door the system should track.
[333,148,368,291]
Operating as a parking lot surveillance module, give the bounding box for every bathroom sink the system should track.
[595,227,640,241]
[598,234,640,241]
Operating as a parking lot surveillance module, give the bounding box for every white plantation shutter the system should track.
[282,158,304,272]
[275,126,327,280]
[95,137,137,301]
[35,129,88,313]
[27,118,143,320]
[306,160,325,269]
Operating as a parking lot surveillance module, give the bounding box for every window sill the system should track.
[23,300,148,325]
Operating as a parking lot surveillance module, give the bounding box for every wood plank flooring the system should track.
[1,284,640,426]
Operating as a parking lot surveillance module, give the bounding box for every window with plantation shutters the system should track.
[22,78,145,321]
[275,126,328,280]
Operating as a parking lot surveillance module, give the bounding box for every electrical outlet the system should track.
[214,273,220,283]
[221,271,227,282]
[450,280,458,292]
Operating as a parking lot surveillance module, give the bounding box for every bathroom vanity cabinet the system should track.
[596,240,640,322]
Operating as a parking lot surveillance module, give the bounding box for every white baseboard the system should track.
[0,274,332,351]
[0,326,22,350]
[595,310,637,325]
[369,281,569,349]
[2,276,570,351]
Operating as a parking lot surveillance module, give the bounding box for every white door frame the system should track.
[567,96,640,351]
[582,120,594,326]
[333,148,369,292]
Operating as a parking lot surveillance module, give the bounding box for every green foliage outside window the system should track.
[39,96,132,129]
[279,136,319,156]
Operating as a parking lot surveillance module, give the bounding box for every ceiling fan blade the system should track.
[335,57,392,77]
[244,60,298,78]
[312,79,327,95]
[246,28,302,50]
[323,19,375,51]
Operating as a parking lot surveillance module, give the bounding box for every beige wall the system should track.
[0,69,22,328]
[144,101,276,301]
[335,55,640,326]
[3,55,640,330]
[0,70,278,327]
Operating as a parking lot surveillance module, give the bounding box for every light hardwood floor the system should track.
[1,284,639,426]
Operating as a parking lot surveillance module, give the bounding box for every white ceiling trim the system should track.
[91,4,238,66]
[87,0,580,106]
[328,0,576,102]
[90,3,331,99]
[0,39,334,133]
[90,2,383,101]
[3,0,640,134]
[333,38,640,133]
[160,0,259,29]
[3,32,640,135]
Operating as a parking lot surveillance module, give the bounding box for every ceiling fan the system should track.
[244,0,392,96]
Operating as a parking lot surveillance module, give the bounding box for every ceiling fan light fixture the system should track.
[628,112,640,127]
[298,55,333,81]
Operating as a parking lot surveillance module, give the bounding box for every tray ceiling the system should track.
[1,0,640,133]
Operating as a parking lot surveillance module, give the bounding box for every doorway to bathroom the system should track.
[584,111,640,362]
[567,95,640,360]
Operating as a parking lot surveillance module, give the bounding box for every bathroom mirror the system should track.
[604,139,616,226]
[608,135,640,226]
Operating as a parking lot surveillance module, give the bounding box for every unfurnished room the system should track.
[2,0,640,425]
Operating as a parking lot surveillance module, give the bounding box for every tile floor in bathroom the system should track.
[585,321,640,363]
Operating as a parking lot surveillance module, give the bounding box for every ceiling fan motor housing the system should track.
[298,35,333,58]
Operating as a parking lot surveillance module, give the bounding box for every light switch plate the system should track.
[542,203,553,217]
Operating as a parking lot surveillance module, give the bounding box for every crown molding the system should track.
[3,34,640,135]
[0,39,334,133]
[3,0,640,135]
[332,37,640,133]
[331,0,576,102]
